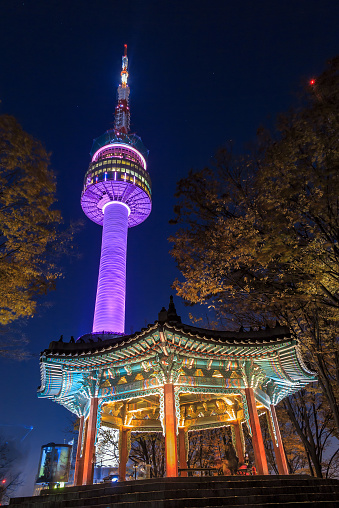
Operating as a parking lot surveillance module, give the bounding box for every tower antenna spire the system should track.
[114,44,130,134]
[121,44,128,87]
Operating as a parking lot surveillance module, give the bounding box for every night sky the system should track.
[0,0,338,497]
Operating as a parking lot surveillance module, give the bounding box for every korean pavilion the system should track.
[38,297,315,484]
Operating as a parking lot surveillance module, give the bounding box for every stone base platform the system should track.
[9,475,339,508]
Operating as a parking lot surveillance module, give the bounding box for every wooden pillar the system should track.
[164,383,178,477]
[244,388,268,475]
[74,416,85,486]
[233,421,245,464]
[118,427,130,481]
[82,397,98,485]
[268,404,289,475]
[178,427,188,477]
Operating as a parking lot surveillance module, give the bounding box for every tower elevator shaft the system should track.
[92,202,129,334]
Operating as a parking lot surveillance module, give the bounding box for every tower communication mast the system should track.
[81,45,152,336]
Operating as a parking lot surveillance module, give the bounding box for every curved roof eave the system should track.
[41,319,293,360]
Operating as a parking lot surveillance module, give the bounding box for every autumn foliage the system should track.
[0,115,65,325]
[170,57,339,473]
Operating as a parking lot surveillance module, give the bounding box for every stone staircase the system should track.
[9,475,339,508]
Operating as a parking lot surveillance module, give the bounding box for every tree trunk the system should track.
[316,354,339,434]
[284,397,323,478]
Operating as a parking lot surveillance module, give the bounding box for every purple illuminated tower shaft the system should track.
[92,202,129,334]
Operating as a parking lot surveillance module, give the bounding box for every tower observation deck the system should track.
[81,45,152,336]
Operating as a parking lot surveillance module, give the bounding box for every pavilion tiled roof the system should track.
[42,320,291,358]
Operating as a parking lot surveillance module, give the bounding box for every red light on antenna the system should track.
[310,79,315,86]
[1,479,6,484]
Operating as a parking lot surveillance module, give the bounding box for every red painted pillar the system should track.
[164,383,178,477]
[178,427,188,477]
[244,388,268,475]
[269,405,289,475]
[74,416,85,486]
[233,421,245,464]
[82,397,98,485]
[118,428,129,481]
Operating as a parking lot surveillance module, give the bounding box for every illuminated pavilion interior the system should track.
[38,298,315,484]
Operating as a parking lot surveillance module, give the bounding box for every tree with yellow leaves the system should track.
[170,56,339,443]
[0,115,69,327]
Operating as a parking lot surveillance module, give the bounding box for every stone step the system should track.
[9,476,339,508]
[13,483,339,507]
[11,489,339,508]
[39,475,337,491]
[202,504,339,508]
[60,485,339,506]
[72,496,339,508]
[36,477,339,498]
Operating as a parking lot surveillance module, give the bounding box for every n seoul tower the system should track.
[81,45,152,336]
